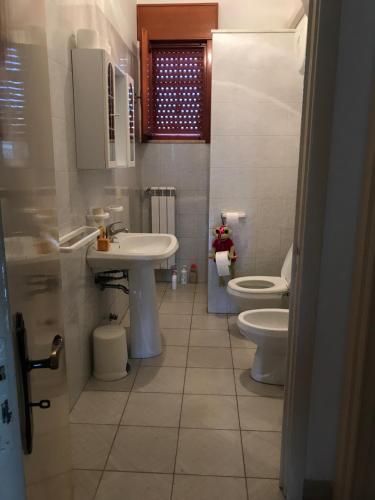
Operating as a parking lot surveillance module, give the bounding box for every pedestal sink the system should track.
[87,233,179,358]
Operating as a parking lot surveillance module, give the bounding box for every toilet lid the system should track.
[281,245,293,286]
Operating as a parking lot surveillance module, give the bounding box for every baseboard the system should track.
[303,480,332,500]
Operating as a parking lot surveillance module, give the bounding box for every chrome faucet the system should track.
[107,222,129,240]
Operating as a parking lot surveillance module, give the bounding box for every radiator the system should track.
[149,186,176,269]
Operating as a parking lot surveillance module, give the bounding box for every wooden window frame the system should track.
[138,3,217,143]
[145,40,211,142]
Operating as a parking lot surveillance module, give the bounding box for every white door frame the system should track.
[334,89,375,500]
[280,0,344,496]
[281,0,375,498]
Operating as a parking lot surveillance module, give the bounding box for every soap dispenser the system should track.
[97,226,110,251]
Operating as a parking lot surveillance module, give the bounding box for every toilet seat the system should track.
[227,276,288,299]
[227,246,293,304]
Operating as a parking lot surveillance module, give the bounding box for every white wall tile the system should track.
[208,32,302,312]
[139,143,210,278]
[46,3,141,406]
[211,135,300,169]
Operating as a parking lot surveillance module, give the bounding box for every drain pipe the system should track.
[94,270,129,294]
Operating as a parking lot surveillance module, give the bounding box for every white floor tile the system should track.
[195,283,208,293]
[229,327,256,348]
[232,348,256,369]
[96,472,173,500]
[191,314,228,330]
[164,291,195,303]
[175,428,244,476]
[133,367,185,393]
[73,470,101,500]
[106,426,178,473]
[246,478,284,499]
[71,424,117,470]
[194,293,208,304]
[159,302,193,315]
[234,370,284,398]
[181,394,239,430]
[242,431,281,478]
[159,314,192,329]
[187,347,233,368]
[69,292,286,489]
[184,368,236,395]
[238,396,283,431]
[172,475,247,500]
[84,360,139,392]
[189,330,230,348]
[192,302,208,315]
[161,329,190,346]
[142,346,188,367]
[122,393,182,427]
[70,391,128,425]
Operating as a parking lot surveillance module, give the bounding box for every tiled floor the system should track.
[71,282,284,500]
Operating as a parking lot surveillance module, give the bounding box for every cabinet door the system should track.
[140,28,151,141]
[106,60,117,166]
[126,75,136,167]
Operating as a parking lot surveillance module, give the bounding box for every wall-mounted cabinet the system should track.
[72,48,135,169]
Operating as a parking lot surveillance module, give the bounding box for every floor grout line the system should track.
[73,284,283,499]
[229,313,250,500]
[74,467,280,480]
[170,311,192,500]
[92,354,142,500]
[71,422,282,433]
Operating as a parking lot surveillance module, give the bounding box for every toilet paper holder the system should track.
[221,211,246,224]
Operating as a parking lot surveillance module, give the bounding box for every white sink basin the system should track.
[87,232,179,359]
[87,232,179,272]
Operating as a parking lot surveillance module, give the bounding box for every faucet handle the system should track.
[107,221,128,237]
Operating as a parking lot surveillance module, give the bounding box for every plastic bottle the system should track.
[180,265,188,285]
[171,269,178,290]
[190,263,198,284]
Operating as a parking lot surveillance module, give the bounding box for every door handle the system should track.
[28,335,64,371]
[15,313,64,454]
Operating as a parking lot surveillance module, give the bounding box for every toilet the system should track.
[227,246,293,311]
[237,308,289,385]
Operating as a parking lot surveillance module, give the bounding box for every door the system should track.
[0,2,73,499]
[280,0,344,497]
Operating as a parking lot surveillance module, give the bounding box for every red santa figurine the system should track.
[209,225,237,285]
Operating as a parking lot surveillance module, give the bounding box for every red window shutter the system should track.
[149,44,207,140]
[140,28,151,140]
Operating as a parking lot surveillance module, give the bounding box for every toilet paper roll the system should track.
[216,251,231,277]
[76,29,99,49]
[225,212,239,225]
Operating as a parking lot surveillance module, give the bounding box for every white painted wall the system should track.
[137,0,304,29]
[208,31,303,313]
[96,0,137,52]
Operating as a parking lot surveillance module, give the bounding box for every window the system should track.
[149,42,208,141]
[137,4,217,143]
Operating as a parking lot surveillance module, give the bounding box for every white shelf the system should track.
[59,226,99,253]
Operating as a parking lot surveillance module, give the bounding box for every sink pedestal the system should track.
[128,266,161,358]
